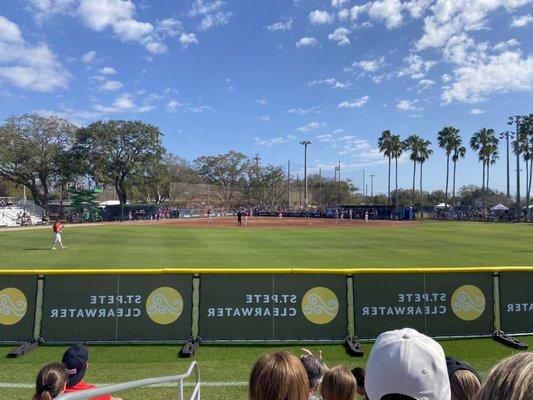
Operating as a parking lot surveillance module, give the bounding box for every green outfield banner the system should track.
[353,273,494,338]
[199,274,347,340]
[41,275,192,342]
[0,276,37,342]
[499,272,533,334]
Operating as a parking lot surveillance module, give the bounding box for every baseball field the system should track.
[1,218,532,400]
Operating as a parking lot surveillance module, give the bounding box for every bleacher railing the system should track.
[55,361,200,400]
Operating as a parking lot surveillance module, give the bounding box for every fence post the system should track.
[33,276,45,339]
[191,275,200,339]
[492,272,501,333]
[346,275,355,337]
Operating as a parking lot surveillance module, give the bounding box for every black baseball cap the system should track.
[62,345,89,386]
[446,356,481,382]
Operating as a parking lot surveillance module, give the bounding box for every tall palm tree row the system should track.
[437,126,460,211]
[451,138,466,208]
[377,130,393,205]
[470,128,499,208]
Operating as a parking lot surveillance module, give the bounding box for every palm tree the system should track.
[518,114,533,220]
[451,141,466,208]
[437,126,460,211]
[485,143,499,199]
[418,139,433,218]
[378,130,393,205]
[390,134,403,206]
[471,128,498,208]
[403,134,423,208]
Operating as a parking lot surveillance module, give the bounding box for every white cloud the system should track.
[165,100,183,112]
[332,0,348,8]
[198,11,233,30]
[179,33,198,48]
[328,27,350,46]
[81,50,97,63]
[0,16,70,92]
[418,78,435,89]
[338,95,369,108]
[99,66,116,75]
[296,37,319,47]
[260,116,270,121]
[351,56,386,72]
[28,0,77,21]
[368,0,404,29]
[267,17,293,32]
[309,10,334,25]
[397,99,421,111]
[398,54,436,79]
[493,38,520,52]
[511,14,533,27]
[78,0,134,31]
[188,0,225,17]
[255,99,268,105]
[306,78,351,89]
[442,73,452,82]
[470,108,484,115]
[338,4,368,22]
[99,80,123,91]
[284,107,320,115]
[442,50,533,103]
[254,135,292,146]
[93,93,154,113]
[316,133,334,142]
[187,105,215,113]
[297,121,326,132]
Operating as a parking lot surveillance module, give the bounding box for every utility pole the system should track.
[370,174,375,205]
[363,169,366,204]
[508,115,524,218]
[300,140,311,207]
[337,161,341,205]
[500,131,514,205]
[168,154,173,208]
[287,160,291,208]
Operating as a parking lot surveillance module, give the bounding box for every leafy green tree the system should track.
[470,128,498,207]
[0,114,77,207]
[377,130,394,204]
[390,134,403,206]
[437,126,460,210]
[418,139,432,217]
[403,134,423,208]
[74,120,164,205]
[194,151,248,207]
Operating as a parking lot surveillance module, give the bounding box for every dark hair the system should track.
[351,367,365,389]
[34,362,68,400]
[300,355,325,392]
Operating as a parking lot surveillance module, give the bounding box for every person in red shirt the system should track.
[62,345,122,400]
[52,220,66,250]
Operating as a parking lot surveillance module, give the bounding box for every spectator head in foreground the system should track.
[321,366,357,400]
[365,328,451,400]
[351,367,368,400]
[34,362,68,400]
[474,352,533,400]
[300,354,326,396]
[446,357,481,400]
[62,344,89,386]
[250,351,309,400]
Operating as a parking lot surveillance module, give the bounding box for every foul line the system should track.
[0,381,248,389]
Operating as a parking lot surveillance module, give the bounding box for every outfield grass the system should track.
[1,337,531,400]
[0,220,532,269]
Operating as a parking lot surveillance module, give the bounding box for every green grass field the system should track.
[1,338,532,400]
[1,220,532,269]
[1,219,531,400]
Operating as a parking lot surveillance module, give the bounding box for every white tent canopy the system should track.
[491,203,509,211]
[435,202,452,209]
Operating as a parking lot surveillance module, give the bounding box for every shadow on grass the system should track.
[23,248,51,251]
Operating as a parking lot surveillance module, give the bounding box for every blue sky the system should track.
[0,0,532,195]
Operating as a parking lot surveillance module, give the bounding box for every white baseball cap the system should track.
[365,328,451,400]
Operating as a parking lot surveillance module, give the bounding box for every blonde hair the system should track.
[249,351,309,400]
[34,362,68,400]
[474,352,533,400]
[321,366,357,400]
[450,369,481,400]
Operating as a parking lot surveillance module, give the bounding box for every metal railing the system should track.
[56,361,200,400]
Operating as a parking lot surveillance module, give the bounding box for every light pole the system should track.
[370,174,375,205]
[168,153,173,208]
[499,131,514,205]
[508,115,525,219]
[300,140,311,207]
[362,169,366,204]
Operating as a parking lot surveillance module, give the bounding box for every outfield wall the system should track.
[0,267,532,343]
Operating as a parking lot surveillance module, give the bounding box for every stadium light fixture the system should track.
[507,116,524,218]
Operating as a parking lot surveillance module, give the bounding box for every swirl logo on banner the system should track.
[451,285,486,321]
[146,287,184,325]
[0,288,27,326]
[301,287,339,325]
